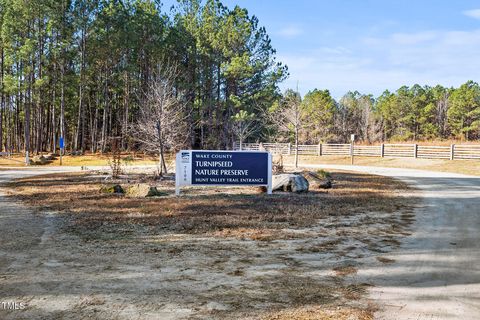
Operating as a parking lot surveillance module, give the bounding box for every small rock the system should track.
[126,184,167,198]
[303,171,332,189]
[100,184,124,194]
[272,174,309,193]
[291,175,309,193]
[32,155,48,165]
[257,186,268,193]
[44,153,57,161]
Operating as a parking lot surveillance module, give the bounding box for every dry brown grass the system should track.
[3,170,417,319]
[0,156,26,167]
[6,170,415,241]
[261,305,375,320]
[0,152,160,167]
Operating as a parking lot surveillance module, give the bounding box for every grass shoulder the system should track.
[283,155,480,176]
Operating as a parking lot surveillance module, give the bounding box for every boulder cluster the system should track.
[272,171,332,193]
[100,183,167,198]
[29,153,57,165]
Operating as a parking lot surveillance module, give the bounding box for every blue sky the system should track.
[162,0,480,98]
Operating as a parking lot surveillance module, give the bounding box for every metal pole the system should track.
[267,153,272,195]
[351,142,354,165]
[350,134,355,165]
[175,152,180,196]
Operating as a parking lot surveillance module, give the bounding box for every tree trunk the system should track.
[75,26,86,152]
[25,80,31,164]
[0,45,4,152]
[156,121,167,175]
[60,62,65,156]
[101,71,109,153]
[294,127,299,169]
[123,72,129,150]
[92,93,99,153]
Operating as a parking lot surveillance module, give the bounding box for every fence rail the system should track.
[233,142,480,161]
[0,152,17,157]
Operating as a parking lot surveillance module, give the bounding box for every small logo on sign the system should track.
[181,152,190,163]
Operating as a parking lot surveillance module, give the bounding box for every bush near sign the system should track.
[175,150,272,195]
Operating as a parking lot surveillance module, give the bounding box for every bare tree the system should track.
[129,65,189,175]
[269,89,303,168]
[231,110,257,150]
[358,94,374,142]
[436,91,450,138]
[107,137,122,178]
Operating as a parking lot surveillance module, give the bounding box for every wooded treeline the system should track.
[0,0,286,154]
[276,81,480,145]
[1,0,479,157]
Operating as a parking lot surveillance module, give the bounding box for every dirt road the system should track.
[297,164,480,319]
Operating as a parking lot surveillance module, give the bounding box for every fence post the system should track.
[317,143,322,156]
[288,143,292,155]
[413,144,418,158]
[450,144,455,160]
[380,143,385,157]
[350,143,354,165]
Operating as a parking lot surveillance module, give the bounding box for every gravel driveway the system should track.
[296,164,480,320]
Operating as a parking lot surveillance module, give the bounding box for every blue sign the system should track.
[175,150,272,195]
[59,137,65,149]
[191,151,268,185]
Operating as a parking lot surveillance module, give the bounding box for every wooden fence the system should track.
[0,152,16,157]
[234,142,480,160]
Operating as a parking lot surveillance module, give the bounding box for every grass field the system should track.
[2,151,478,177]
[4,170,417,319]
[0,153,159,167]
[281,155,480,176]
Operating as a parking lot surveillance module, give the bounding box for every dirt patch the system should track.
[333,265,358,277]
[1,170,418,319]
[376,256,396,264]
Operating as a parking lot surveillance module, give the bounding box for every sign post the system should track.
[59,137,64,166]
[350,134,355,165]
[175,150,272,196]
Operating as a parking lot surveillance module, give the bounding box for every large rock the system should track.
[272,174,309,193]
[303,171,332,189]
[100,184,124,194]
[44,153,57,161]
[126,184,167,198]
[32,155,48,165]
[292,175,309,193]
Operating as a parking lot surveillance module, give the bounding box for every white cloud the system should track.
[277,25,303,38]
[279,29,480,98]
[463,9,480,19]
[391,31,438,45]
